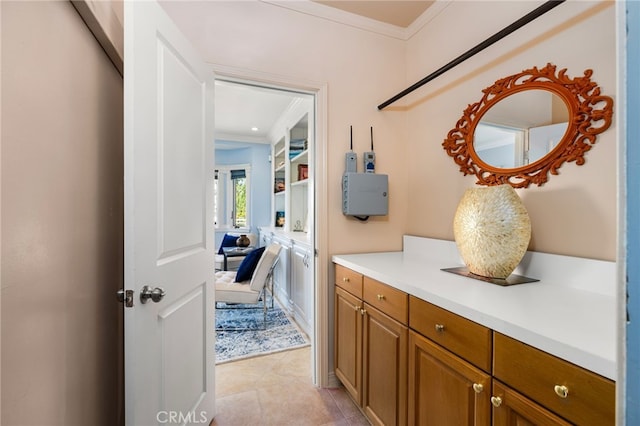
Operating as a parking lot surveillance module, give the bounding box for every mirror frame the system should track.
[442,63,614,188]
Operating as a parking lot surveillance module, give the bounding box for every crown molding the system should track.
[405,0,452,39]
[260,0,406,39]
[215,133,270,144]
[260,0,452,41]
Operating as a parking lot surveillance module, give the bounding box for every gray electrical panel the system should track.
[342,173,388,216]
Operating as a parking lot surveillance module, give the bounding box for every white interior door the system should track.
[124,2,215,424]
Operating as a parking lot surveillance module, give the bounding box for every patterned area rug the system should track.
[215,298,310,364]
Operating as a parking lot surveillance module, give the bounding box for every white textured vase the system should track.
[453,184,531,279]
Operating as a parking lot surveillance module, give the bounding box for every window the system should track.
[214,164,251,230]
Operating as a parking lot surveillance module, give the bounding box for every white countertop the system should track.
[332,236,617,380]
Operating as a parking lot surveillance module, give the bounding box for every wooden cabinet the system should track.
[410,296,492,372]
[362,301,408,426]
[408,296,492,426]
[333,263,616,426]
[335,264,363,298]
[334,265,408,426]
[408,330,491,426]
[364,277,408,324]
[493,332,615,426]
[335,286,363,404]
[491,380,571,426]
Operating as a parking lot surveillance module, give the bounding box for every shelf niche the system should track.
[269,98,313,233]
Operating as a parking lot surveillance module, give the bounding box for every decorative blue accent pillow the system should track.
[218,234,239,254]
[235,247,266,282]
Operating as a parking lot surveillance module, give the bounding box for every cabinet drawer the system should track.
[493,333,615,426]
[363,277,408,325]
[335,264,363,298]
[491,380,572,426]
[409,296,492,372]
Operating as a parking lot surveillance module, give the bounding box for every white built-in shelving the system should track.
[269,98,313,233]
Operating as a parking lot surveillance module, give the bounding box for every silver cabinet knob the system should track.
[140,285,166,304]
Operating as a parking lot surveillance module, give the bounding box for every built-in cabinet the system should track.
[334,264,615,426]
[334,265,408,426]
[260,228,313,337]
[270,98,312,233]
[270,233,290,308]
[291,242,313,334]
[492,332,615,426]
[335,285,363,403]
[409,296,491,425]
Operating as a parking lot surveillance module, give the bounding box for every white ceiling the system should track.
[313,1,433,28]
[214,1,435,150]
[214,81,305,148]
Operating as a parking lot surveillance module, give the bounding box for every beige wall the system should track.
[160,0,410,256]
[404,0,617,261]
[160,2,618,381]
[0,1,618,420]
[1,2,123,425]
[163,0,617,262]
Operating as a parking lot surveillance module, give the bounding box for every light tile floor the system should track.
[212,347,370,426]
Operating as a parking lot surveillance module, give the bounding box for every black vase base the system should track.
[441,267,539,286]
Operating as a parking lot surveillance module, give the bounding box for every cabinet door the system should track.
[408,331,491,426]
[291,245,312,335]
[491,380,571,426]
[362,304,408,426]
[259,229,272,247]
[272,239,290,308]
[335,286,363,405]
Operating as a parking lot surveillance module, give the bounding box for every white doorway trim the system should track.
[211,63,330,387]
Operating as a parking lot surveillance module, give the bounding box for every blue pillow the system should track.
[218,234,239,254]
[235,247,266,282]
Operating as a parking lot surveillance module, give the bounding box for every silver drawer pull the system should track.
[435,324,445,332]
[554,385,569,398]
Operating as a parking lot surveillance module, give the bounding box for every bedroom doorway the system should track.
[213,77,319,386]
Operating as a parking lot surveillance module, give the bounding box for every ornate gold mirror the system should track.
[443,63,614,188]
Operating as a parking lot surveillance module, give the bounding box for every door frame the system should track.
[622,1,640,424]
[211,63,329,386]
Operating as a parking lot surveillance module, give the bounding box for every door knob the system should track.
[140,285,166,304]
